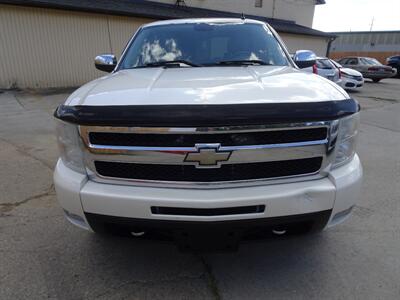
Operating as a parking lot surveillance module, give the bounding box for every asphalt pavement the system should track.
[0,79,399,299]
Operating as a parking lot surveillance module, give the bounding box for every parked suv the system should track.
[54,19,362,251]
[386,55,400,77]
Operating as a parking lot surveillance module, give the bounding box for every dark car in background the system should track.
[337,57,396,82]
[386,55,400,77]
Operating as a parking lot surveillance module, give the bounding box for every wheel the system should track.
[372,78,381,83]
[389,65,400,77]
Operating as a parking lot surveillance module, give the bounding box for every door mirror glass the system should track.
[293,50,317,69]
[95,54,117,72]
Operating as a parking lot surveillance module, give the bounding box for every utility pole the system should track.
[272,0,276,18]
[369,17,375,32]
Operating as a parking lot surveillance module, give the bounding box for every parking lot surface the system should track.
[1,79,400,299]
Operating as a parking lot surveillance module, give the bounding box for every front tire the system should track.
[395,67,400,78]
[372,78,381,83]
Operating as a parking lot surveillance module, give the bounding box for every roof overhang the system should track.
[0,0,333,38]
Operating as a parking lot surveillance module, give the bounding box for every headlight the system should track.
[342,73,359,80]
[341,73,352,79]
[332,113,360,169]
[56,120,86,174]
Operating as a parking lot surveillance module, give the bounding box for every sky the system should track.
[313,0,400,32]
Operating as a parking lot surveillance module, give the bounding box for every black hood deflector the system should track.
[54,99,359,127]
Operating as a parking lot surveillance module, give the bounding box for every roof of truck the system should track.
[143,18,265,27]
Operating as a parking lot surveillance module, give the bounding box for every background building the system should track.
[0,0,332,89]
[330,31,400,63]
[155,0,322,27]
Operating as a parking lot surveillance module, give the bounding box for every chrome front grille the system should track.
[87,127,328,147]
[79,122,338,188]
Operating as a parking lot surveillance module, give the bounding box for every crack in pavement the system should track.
[360,121,400,133]
[91,255,222,299]
[361,95,399,103]
[91,272,208,299]
[198,255,221,300]
[12,92,27,110]
[0,184,55,214]
[0,137,54,171]
[359,101,399,111]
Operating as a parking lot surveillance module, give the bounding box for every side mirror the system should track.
[95,54,117,72]
[293,50,317,69]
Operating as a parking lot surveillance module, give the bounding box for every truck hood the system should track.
[66,66,349,106]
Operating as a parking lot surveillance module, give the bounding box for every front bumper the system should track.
[54,154,363,231]
[341,77,364,90]
[363,72,394,79]
[86,210,332,251]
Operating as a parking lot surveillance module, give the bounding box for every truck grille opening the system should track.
[151,205,266,216]
[88,128,327,147]
[94,157,323,183]
[80,122,335,186]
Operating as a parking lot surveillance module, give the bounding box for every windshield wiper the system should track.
[142,60,201,68]
[212,60,271,66]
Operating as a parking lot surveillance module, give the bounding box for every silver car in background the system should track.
[337,57,395,82]
[303,57,341,84]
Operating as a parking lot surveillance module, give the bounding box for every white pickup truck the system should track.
[54,18,362,251]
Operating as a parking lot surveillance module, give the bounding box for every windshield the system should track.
[120,22,289,69]
[330,60,342,68]
[360,57,381,66]
[316,59,335,69]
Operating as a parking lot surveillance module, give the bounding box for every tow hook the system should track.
[272,229,287,235]
[130,231,145,237]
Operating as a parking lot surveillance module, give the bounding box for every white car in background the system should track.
[302,57,341,84]
[331,60,364,91]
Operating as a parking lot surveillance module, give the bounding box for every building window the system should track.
[255,0,263,7]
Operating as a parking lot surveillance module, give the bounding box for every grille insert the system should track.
[88,128,328,147]
[94,157,323,183]
[151,205,265,216]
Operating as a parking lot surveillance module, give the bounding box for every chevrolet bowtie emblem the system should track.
[184,144,232,168]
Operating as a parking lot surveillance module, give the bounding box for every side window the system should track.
[338,58,348,64]
[347,58,358,65]
[316,59,333,69]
